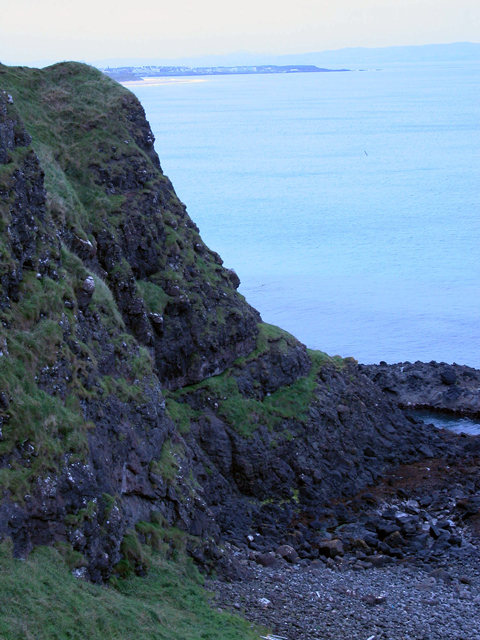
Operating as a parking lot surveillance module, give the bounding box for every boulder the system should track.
[318,539,344,558]
[256,552,276,567]
[276,544,298,563]
[76,276,95,309]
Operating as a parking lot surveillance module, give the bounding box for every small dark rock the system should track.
[362,594,387,606]
[256,552,276,568]
[370,554,393,568]
[318,539,344,558]
[429,524,441,540]
[441,369,457,385]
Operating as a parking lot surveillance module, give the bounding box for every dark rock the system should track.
[226,269,240,289]
[419,495,433,508]
[429,568,452,584]
[362,594,387,605]
[76,276,96,309]
[441,368,457,385]
[429,524,441,540]
[276,545,298,563]
[456,497,480,518]
[377,523,401,540]
[418,444,434,458]
[384,531,406,548]
[364,534,379,548]
[256,552,276,567]
[370,554,393,568]
[362,361,480,417]
[318,539,344,558]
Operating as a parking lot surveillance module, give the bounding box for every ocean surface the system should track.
[129,63,480,367]
[412,410,480,436]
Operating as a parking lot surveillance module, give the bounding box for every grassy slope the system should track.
[0,65,261,639]
[166,323,347,438]
[0,63,344,638]
[0,542,261,640]
[0,62,243,340]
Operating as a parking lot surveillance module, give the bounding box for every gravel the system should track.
[210,545,480,639]
[209,440,480,638]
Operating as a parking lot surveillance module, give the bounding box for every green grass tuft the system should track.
[171,343,345,437]
[164,395,200,434]
[136,280,170,315]
[0,540,261,640]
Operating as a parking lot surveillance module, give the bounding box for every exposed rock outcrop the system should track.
[0,87,216,581]
[0,64,471,584]
[362,361,480,417]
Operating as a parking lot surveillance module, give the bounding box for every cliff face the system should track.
[0,63,448,581]
[1,63,261,390]
[0,86,200,582]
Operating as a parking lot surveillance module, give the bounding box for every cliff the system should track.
[0,62,452,583]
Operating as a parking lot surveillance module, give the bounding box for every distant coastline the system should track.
[103,64,350,82]
[120,77,205,87]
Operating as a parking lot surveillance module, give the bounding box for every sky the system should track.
[1,0,480,66]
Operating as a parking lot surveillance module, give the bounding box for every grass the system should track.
[170,328,345,437]
[0,269,90,498]
[0,540,261,640]
[1,61,255,382]
[99,375,147,403]
[235,322,297,363]
[151,438,184,483]
[90,274,125,329]
[164,395,201,434]
[136,280,171,315]
[0,246,157,497]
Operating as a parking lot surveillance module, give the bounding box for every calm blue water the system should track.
[129,63,480,366]
[413,410,480,436]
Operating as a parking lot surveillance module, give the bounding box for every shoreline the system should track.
[121,76,205,87]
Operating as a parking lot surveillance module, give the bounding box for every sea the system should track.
[129,62,480,368]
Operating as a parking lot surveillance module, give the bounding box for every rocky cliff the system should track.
[0,62,452,581]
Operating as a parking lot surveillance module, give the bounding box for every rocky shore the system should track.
[211,442,480,639]
[362,361,480,417]
[211,545,480,639]
[207,363,480,636]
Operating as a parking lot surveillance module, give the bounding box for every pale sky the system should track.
[1,0,479,66]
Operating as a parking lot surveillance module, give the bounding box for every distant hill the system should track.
[94,42,480,70]
[278,42,480,65]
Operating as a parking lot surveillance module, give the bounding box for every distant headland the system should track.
[102,64,350,82]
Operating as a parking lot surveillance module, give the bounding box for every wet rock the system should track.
[362,361,480,416]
